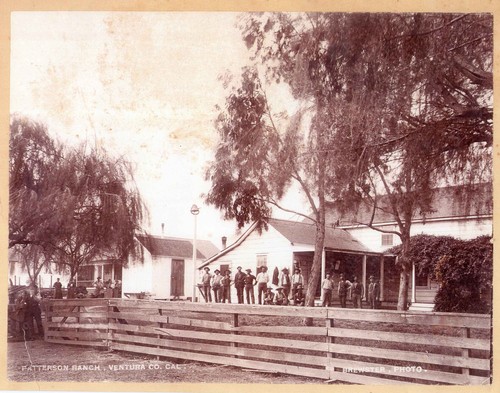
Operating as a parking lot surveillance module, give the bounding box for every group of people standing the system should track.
[321,273,381,309]
[52,277,122,299]
[200,266,306,306]
[13,283,44,340]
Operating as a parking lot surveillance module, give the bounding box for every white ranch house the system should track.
[199,218,386,306]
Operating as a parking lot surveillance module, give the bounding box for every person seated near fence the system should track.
[263,287,274,305]
[211,269,223,303]
[113,279,122,298]
[201,267,212,303]
[93,277,104,298]
[294,284,305,306]
[105,279,114,298]
[67,280,76,299]
[243,268,256,304]
[220,270,232,303]
[53,278,63,299]
[273,286,286,305]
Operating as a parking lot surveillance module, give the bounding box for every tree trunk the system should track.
[304,223,326,316]
[397,232,411,311]
[397,264,409,311]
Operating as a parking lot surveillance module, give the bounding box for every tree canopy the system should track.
[9,115,146,281]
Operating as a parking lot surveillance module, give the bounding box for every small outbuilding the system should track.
[123,234,219,300]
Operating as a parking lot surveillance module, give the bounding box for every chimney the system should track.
[221,236,227,249]
[161,223,165,235]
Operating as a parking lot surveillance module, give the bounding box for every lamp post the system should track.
[190,204,200,302]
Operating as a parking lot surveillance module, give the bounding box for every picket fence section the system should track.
[44,298,491,385]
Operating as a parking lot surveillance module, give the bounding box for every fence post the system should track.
[231,312,239,358]
[462,327,471,383]
[157,308,163,360]
[107,299,112,351]
[326,314,334,378]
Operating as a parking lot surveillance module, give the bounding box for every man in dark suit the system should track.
[234,266,246,304]
[368,275,380,309]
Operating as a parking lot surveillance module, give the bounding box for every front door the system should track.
[171,259,184,297]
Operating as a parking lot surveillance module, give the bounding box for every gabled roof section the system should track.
[136,234,219,259]
[268,218,375,254]
[324,183,492,227]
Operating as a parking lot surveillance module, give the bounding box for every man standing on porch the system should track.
[279,268,292,304]
[201,267,212,303]
[256,266,269,305]
[322,273,334,307]
[234,266,246,304]
[244,269,256,304]
[338,274,349,308]
[368,275,380,309]
[211,269,223,303]
[351,276,363,309]
[291,268,304,300]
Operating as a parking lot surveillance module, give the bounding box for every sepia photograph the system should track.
[2,2,495,391]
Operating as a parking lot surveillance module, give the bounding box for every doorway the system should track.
[171,259,185,297]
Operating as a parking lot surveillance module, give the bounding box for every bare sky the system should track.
[10,11,305,247]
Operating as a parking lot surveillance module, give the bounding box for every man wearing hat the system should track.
[291,268,304,301]
[243,269,256,304]
[338,273,349,308]
[256,266,270,305]
[264,287,274,305]
[274,286,286,305]
[211,269,223,303]
[368,275,380,309]
[294,284,305,306]
[201,267,212,303]
[321,273,334,307]
[351,276,364,309]
[279,268,292,305]
[234,266,246,304]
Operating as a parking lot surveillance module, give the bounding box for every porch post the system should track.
[411,260,416,303]
[362,255,367,300]
[380,255,384,302]
[321,248,326,302]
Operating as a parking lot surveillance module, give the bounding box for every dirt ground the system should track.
[7,339,321,384]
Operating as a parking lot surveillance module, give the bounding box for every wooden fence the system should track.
[44,298,491,385]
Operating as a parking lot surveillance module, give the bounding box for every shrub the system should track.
[388,235,492,313]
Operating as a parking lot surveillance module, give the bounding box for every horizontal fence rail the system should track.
[43,299,491,385]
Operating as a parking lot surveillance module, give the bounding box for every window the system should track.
[381,234,394,246]
[256,254,267,267]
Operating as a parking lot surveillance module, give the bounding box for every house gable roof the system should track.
[136,234,219,259]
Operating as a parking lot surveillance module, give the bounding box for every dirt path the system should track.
[8,339,321,384]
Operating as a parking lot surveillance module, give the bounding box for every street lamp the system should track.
[190,204,200,302]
